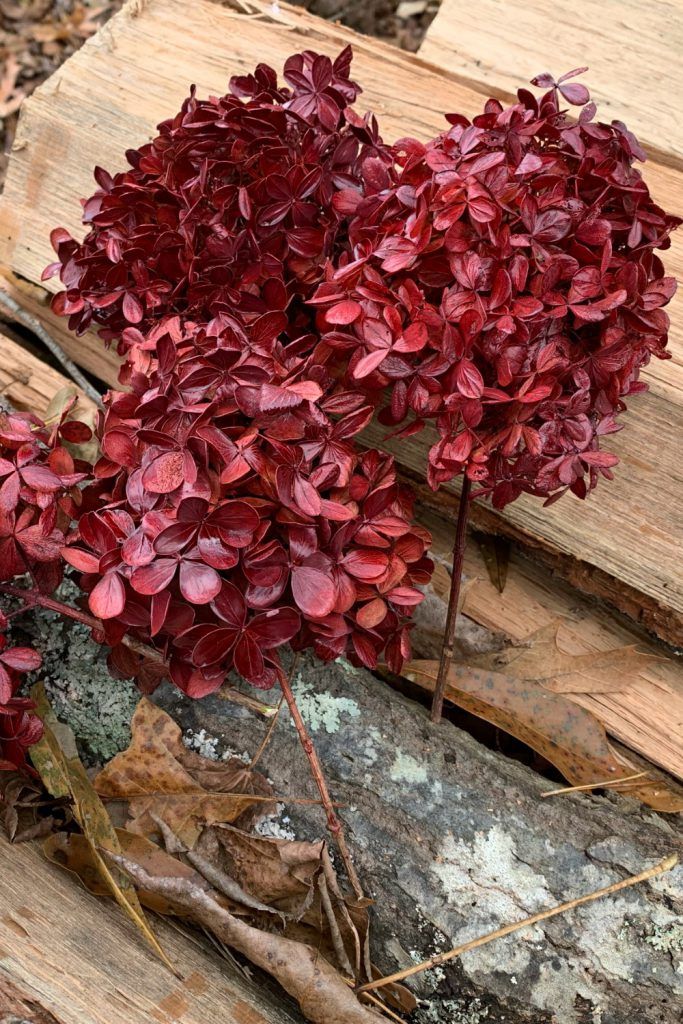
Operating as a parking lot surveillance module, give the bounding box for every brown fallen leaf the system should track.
[94,698,276,845]
[471,622,665,694]
[0,768,69,843]
[108,851,383,1024]
[29,685,175,970]
[43,827,382,1023]
[404,661,683,813]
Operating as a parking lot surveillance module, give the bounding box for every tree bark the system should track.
[157,657,683,1024]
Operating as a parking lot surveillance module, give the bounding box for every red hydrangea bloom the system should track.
[0,613,43,772]
[0,407,92,770]
[63,315,432,697]
[44,47,393,360]
[0,408,92,593]
[309,70,680,507]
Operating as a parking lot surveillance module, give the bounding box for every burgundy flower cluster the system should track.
[0,408,92,768]
[44,46,393,356]
[44,50,432,700]
[310,69,680,507]
[64,315,432,698]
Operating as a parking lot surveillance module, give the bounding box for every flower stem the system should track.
[431,475,471,724]
[278,657,365,902]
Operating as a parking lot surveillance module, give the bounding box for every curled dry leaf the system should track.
[43,827,383,1024]
[403,661,683,813]
[29,685,175,970]
[107,851,383,1024]
[94,698,276,846]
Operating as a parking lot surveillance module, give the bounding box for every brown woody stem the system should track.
[0,583,165,665]
[431,475,471,723]
[279,657,365,901]
[357,853,678,993]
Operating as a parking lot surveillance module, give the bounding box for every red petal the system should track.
[131,559,177,595]
[179,560,222,604]
[142,451,185,494]
[1,646,42,672]
[291,566,336,618]
[341,549,389,581]
[88,573,126,620]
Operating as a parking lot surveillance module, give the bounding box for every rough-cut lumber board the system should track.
[419,510,683,781]
[0,332,97,418]
[420,0,683,170]
[0,0,681,641]
[156,658,683,1024]
[0,270,122,387]
[0,836,303,1024]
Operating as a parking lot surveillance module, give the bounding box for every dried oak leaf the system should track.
[29,684,174,969]
[94,698,276,845]
[470,621,665,694]
[44,827,382,1024]
[404,660,683,813]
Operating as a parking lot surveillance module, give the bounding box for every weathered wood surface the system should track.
[0,0,682,644]
[157,657,683,1024]
[420,0,683,169]
[0,332,97,418]
[0,837,303,1024]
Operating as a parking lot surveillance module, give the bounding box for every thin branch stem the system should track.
[279,656,365,902]
[356,853,678,993]
[249,653,298,768]
[0,582,165,665]
[431,475,471,723]
[0,286,103,408]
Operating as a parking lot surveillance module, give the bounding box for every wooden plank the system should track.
[0,331,98,418]
[0,0,681,641]
[420,0,683,170]
[0,837,301,1023]
[421,510,683,781]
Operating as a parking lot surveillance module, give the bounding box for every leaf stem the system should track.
[431,475,471,723]
[356,853,678,993]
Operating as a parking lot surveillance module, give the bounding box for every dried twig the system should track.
[249,653,298,767]
[357,854,678,993]
[0,285,103,407]
[541,770,649,798]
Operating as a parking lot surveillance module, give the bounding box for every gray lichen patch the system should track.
[290,672,360,733]
[20,580,138,765]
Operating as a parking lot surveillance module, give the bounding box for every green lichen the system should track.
[21,581,138,765]
[390,749,428,784]
[414,996,490,1024]
[290,673,360,734]
[645,919,683,955]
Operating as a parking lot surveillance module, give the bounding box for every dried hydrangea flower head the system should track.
[311,68,680,508]
[0,406,92,768]
[45,50,432,699]
[308,67,679,720]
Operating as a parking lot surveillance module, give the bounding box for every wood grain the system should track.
[420,0,683,169]
[0,331,98,417]
[0,0,680,640]
[0,837,301,1023]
